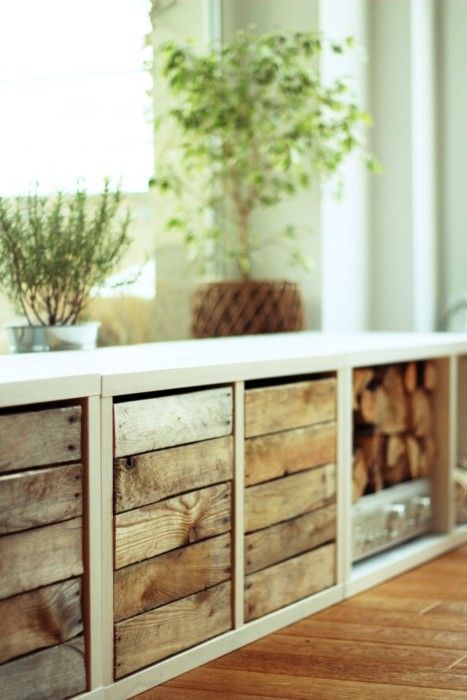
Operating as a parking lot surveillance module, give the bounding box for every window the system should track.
[0,0,153,195]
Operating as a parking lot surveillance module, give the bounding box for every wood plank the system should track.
[426,601,467,616]
[244,543,335,621]
[245,505,336,574]
[0,405,81,473]
[245,422,336,486]
[152,668,467,700]
[344,593,441,614]
[0,635,86,700]
[244,465,335,533]
[138,688,278,700]
[370,573,467,601]
[114,436,233,513]
[452,657,467,672]
[0,578,83,664]
[115,483,231,569]
[114,387,233,457]
[397,552,467,578]
[283,615,467,649]
[115,581,231,678]
[316,603,467,634]
[245,378,336,438]
[114,533,231,622]
[0,463,82,534]
[0,518,83,599]
[210,636,467,691]
[252,631,467,672]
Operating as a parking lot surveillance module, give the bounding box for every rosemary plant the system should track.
[0,180,131,326]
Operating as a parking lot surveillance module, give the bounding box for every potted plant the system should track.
[0,180,131,352]
[152,29,377,337]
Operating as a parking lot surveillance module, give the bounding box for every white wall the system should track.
[368,0,414,330]
[222,0,322,329]
[368,0,450,333]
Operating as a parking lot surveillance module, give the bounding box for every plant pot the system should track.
[191,280,304,338]
[6,322,100,353]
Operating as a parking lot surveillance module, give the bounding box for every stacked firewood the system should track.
[352,361,437,502]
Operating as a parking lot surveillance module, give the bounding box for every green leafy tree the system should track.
[0,180,131,325]
[152,29,377,278]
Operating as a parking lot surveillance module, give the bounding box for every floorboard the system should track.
[136,544,467,699]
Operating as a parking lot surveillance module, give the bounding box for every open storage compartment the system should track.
[351,357,453,565]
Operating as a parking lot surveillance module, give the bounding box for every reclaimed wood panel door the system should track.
[0,402,86,700]
[244,376,338,622]
[113,386,234,679]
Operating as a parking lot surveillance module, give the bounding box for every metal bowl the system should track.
[6,322,100,353]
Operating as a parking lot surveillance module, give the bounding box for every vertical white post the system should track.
[101,397,115,686]
[233,381,245,628]
[431,357,455,533]
[411,0,437,330]
[368,0,413,330]
[448,355,458,531]
[336,367,353,589]
[204,0,222,45]
[83,395,104,690]
[319,0,370,331]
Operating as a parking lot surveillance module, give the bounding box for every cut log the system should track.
[424,360,438,390]
[375,367,408,434]
[244,465,336,533]
[114,581,231,678]
[384,436,409,485]
[353,368,375,409]
[355,432,385,493]
[404,362,418,393]
[114,533,231,622]
[386,435,406,467]
[0,405,81,473]
[244,543,335,622]
[245,378,336,438]
[411,388,434,438]
[114,483,231,569]
[420,437,437,476]
[0,635,85,700]
[406,435,422,479]
[360,390,376,424]
[352,449,368,502]
[0,518,83,599]
[114,387,233,457]
[244,505,336,575]
[0,463,82,535]
[114,436,233,512]
[244,422,336,486]
[0,578,83,664]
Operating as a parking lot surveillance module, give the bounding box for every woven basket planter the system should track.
[191,280,304,338]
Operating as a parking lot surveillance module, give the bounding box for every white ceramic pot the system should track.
[6,322,100,353]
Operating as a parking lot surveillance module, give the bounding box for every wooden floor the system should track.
[137,545,467,699]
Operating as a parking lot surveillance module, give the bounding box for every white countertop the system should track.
[1,331,467,406]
